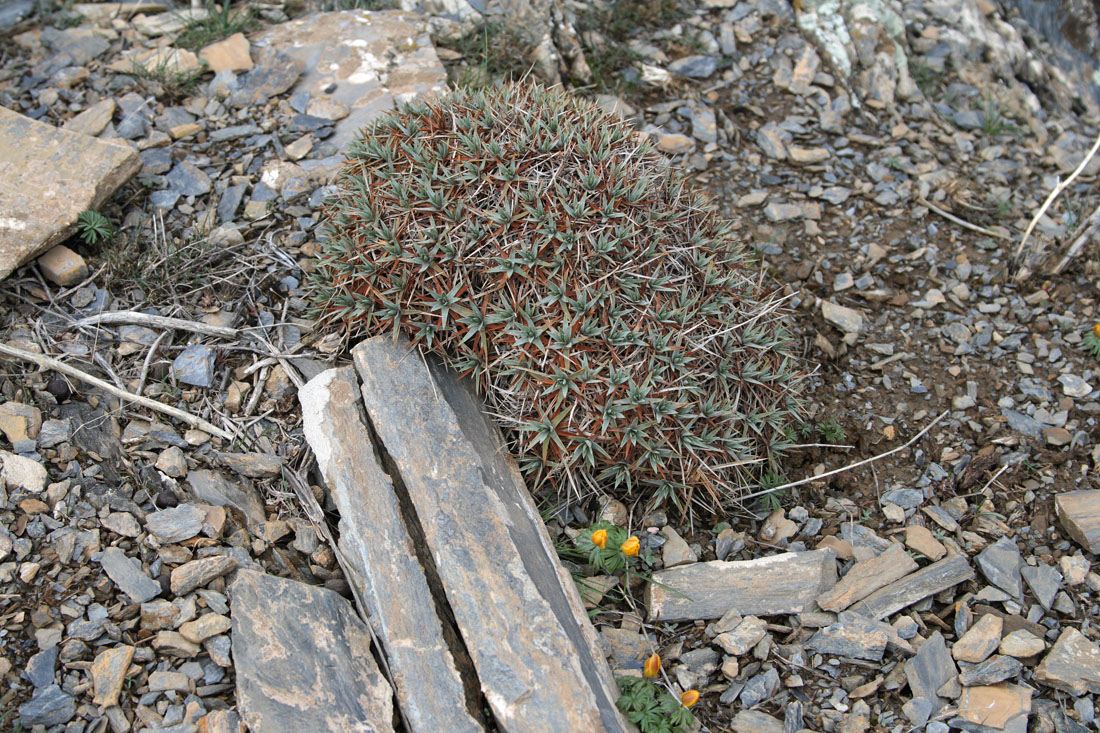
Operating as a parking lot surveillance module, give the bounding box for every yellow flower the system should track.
[643,653,660,678]
[591,528,608,549]
[681,689,700,708]
[621,535,640,557]
[1093,322,1100,339]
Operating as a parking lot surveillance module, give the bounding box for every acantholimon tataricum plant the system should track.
[309,83,804,510]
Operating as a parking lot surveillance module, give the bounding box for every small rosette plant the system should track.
[1084,323,1100,358]
[578,521,647,574]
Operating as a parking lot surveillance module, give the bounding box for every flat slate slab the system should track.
[816,542,917,612]
[351,336,627,732]
[645,550,838,622]
[848,552,975,620]
[300,367,482,733]
[0,106,140,280]
[230,569,394,732]
[1055,490,1100,552]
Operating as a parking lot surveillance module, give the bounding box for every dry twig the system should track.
[1013,129,1100,266]
[918,198,1009,240]
[0,342,236,440]
[72,311,240,339]
[1051,201,1100,275]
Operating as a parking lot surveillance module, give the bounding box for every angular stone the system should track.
[165,162,212,197]
[146,504,205,542]
[18,684,75,727]
[91,645,134,708]
[817,543,916,612]
[646,550,837,622]
[231,569,394,731]
[1034,627,1100,694]
[1,450,47,492]
[62,98,116,137]
[789,146,830,164]
[250,10,445,157]
[714,616,768,656]
[956,683,1031,730]
[755,120,789,159]
[179,613,231,643]
[905,632,956,713]
[186,469,265,525]
[102,511,141,538]
[0,106,140,279]
[216,451,282,478]
[133,8,209,36]
[821,300,863,334]
[958,655,1023,686]
[36,245,88,286]
[141,599,180,631]
[353,336,628,731]
[72,2,166,20]
[299,367,481,733]
[660,526,697,567]
[1021,562,1062,611]
[98,547,161,603]
[0,401,41,442]
[999,629,1046,658]
[669,55,718,78]
[731,709,784,733]
[171,554,238,596]
[849,553,975,620]
[151,630,201,657]
[148,670,190,692]
[1055,490,1100,553]
[199,32,252,73]
[975,536,1023,600]
[807,611,889,662]
[24,646,57,688]
[228,49,305,108]
[952,613,1002,664]
[904,525,946,561]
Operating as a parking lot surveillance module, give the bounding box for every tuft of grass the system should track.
[441,22,533,90]
[130,56,204,101]
[574,0,688,96]
[980,102,1020,138]
[908,60,941,97]
[175,2,257,51]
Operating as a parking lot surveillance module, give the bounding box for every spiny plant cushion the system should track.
[311,84,803,509]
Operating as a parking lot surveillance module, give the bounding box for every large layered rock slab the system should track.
[1055,489,1100,552]
[848,553,975,620]
[229,569,394,731]
[351,335,627,732]
[299,367,482,732]
[646,550,838,622]
[250,10,446,160]
[0,106,140,280]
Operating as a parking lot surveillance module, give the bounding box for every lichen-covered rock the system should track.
[312,84,803,507]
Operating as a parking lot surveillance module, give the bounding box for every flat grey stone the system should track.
[1055,490,1100,553]
[0,0,34,30]
[0,106,140,279]
[905,631,956,713]
[139,147,173,175]
[1057,373,1092,398]
[217,183,247,222]
[1001,408,1044,438]
[807,611,889,661]
[1034,627,1100,695]
[646,549,837,622]
[817,543,917,612]
[24,645,58,688]
[98,547,161,603]
[165,161,212,197]
[18,684,75,727]
[37,418,71,448]
[880,488,924,509]
[209,124,261,141]
[731,709,784,733]
[185,469,265,525]
[41,26,110,64]
[150,190,180,211]
[300,367,482,733]
[669,55,718,78]
[230,569,394,731]
[146,504,206,543]
[1021,562,1062,611]
[849,553,974,620]
[739,667,780,708]
[975,536,1023,600]
[228,50,304,108]
[172,344,216,387]
[353,335,628,731]
[958,654,1023,686]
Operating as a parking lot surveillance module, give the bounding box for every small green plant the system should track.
[176,1,257,51]
[579,522,650,574]
[817,418,846,444]
[753,470,787,513]
[76,209,113,245]
[442,22,532,89]
[908,60,940,96]
[980,102,1019,138]
[130,56,204,100]
[884,157,905,172]
[617,669,697,733]
[1084,323,1100,358]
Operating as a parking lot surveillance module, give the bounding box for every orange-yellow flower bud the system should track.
[681,689,700,708]
[643,653,660,678]
[1093,322,1100,339]
[591,529,608,548]
[621,535,640,557]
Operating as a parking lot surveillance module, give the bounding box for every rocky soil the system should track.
[1,0,1100,731]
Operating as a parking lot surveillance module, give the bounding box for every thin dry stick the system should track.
[137,330,169,396]
[0,342,235,440]
[738,410,949,502]
[1014,128,1100,263]
[72,311,239,339]
[918,198,1009,240]
[1051,200,1100,274]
